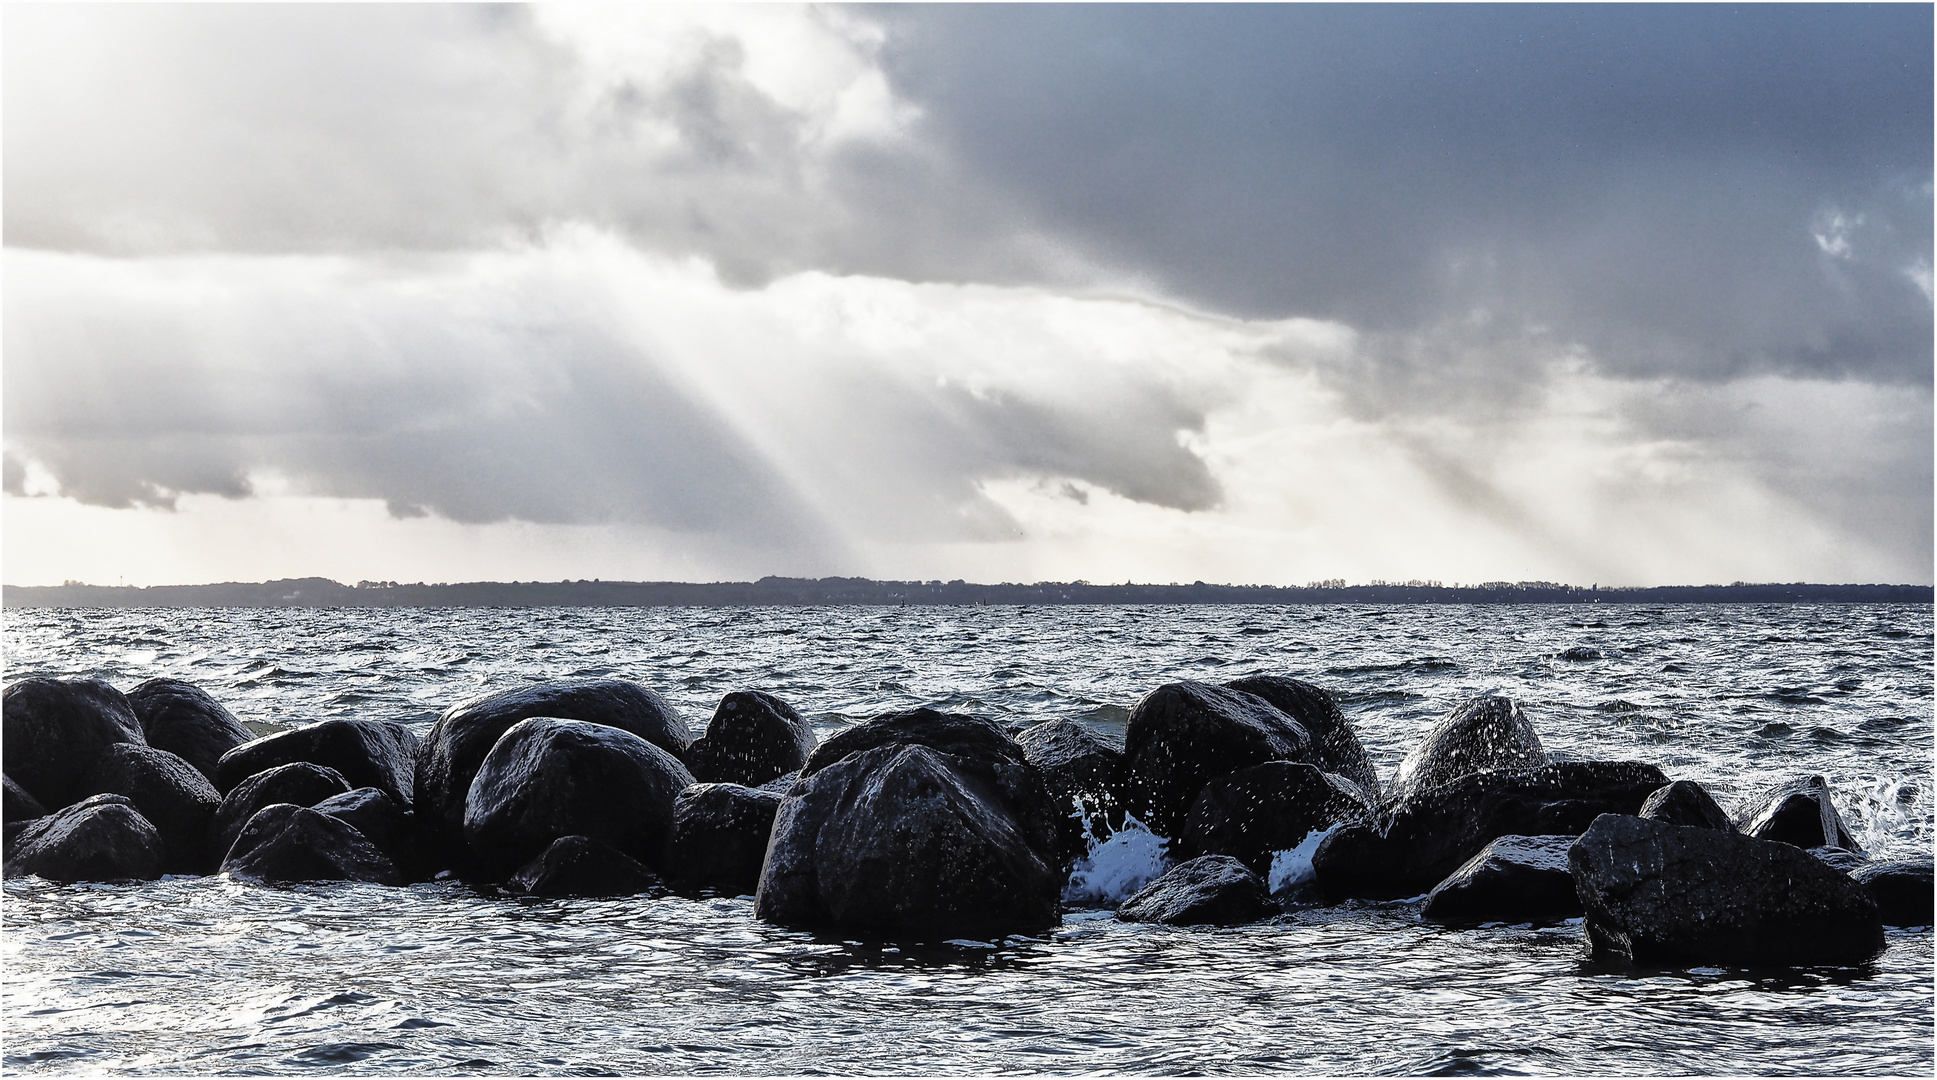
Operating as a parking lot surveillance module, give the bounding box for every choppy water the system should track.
[3,603,1932,1074]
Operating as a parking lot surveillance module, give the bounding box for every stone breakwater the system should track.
[4,673,1929,967]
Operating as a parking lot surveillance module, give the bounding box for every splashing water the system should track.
[1842,774,1931,856]
[1063,806,1170,905]
[1267,825,1341,894]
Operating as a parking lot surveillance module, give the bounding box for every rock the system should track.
[219,804,401,886]
[1114,681,1313,838]
[210,762,353,864]
[125,678,252,784]
[1808,847,1868,874]
[1569,814,1884,967]
[505,835,662,898]
[1736,775,1861,852]
[216,718,418,806]
[665,783,783,896]
[756,742,1062,938]
[415,679,694,843]
[1314,761,1669,901]
[2,678,147,810]
[462,718,694,880]
[1117,855,1272,927]
[1638,780,1735,832]
[1223,675,1378,799]
[686,691,816,787]
[1177,760,1371,876]
[1850,859,1934,927]
[1387,694,1547,805]
[803,707,1028,776]
[3,794,163,882]
[1421,835,1581,924]
[1015,717,1124,859]
[78,744,221,874]
[4,774,46,823]
[312,788,415,876]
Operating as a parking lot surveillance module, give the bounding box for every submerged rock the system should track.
[1115,681,1312,838]
[2,677,147,810]
[756,741,1061,938]
[1223,675,1378,800]
[1638,780,1735,832]
[126,678,252,784]
[211,762,353,863]
[462,717,694,880]
[216,718,418,806]
[505,834,662,898]
[1735,775,1861,852]
[220,803,401,886]
[665,783,783,896]
[1314,761,1669,901]
[686,690,816,787]
[1569,814,1883,967]
[1386,694,1547,805]
[1421,834,1580,924]
[1117,855,1272,927]
[79,743,221,874]
[1177,760,1370,876]
[3,794,162,883]
[1851,859,1933,927]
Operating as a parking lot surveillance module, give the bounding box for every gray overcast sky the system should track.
[3,3,1930,587]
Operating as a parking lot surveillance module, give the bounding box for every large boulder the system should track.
[1177,760,1371,876]
[1223,676,1377,799]
[1114,681,1312,838]
[1116,855,1272,927]
[78,743,221,874]
[125,678,252,784]
[210,762,353,863]
[505,835,662,898]
[1015,717,1124,860]
[1387,694,1547,805]
[756,742,1061,938]
[3,794,162,882]
[219,803,401,886]
[1314,761,1669,901]
[1638,780,1735,832]
[1420,834,1581,924]
[216,718,418,806]
[311,788,415,877]
[1569,814,1884,967]
[4,774,46,823]
[1850,860,1933,927]
[665,783,783,897]
[462,718,694,881]
[415,679,694,843]
[1735,775,1861,852]
[2,678,146,810]
[686,691,816,787]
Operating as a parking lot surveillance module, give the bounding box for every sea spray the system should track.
[1267,825,1340,895]
[1063,801,1170,905]
[1843,774,1930,858]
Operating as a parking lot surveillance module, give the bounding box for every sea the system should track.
[2,602,1931,1075]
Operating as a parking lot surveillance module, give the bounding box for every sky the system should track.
[3,3,1931,588]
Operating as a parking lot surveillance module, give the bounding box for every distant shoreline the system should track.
[3,576,1930,608]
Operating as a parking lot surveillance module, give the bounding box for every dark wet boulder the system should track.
[3,774,46,823]
[1638,780,1735,832]
[126,678,252,784]
[1016,717,1124,859]
[1114,681,1313,838]
[1117,855,1272,927]
[1808,847,1867,874]
[462,718,695,881]
[1386,694,1547,805]
[2,678,146,810]
[78,743,221,874]
[1735,775,1861,852]
[312,788,415,876]
[211,762,353,863]
[220,803,401,886]
[3,794,162,882]
[803,707,1027,776]
[665,783,783,896]
[1421,835,1580,924]
[505,834,662,898]
[1178,761,1371,876]
[415,679,694,843]
[216,718,418,807]
[1851,859,1933,927]
[756,742,1061,938]
[686,691,816,787]
[1314,761,1669,901]
[1223,676,1377,799]
[1569,814,1884,967]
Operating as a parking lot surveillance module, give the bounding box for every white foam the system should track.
[1063,809,1171,905]
[1266,825,1340,895]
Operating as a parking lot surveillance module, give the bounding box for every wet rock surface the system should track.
[125,678,252,784]
[1386,694,1548,805]
[3,678,147,810]
[3,794,163,883]
[1177,760,1370,875]
[220,803,402,886]
[4,774,47,823]
[216,718,419,807]
[505,834,662,898]
[211,762,354,863]
[666,783,783,897]
[1117,855,1272,927]
[312,787,415,876]
[1735,774,1862,852]
[1421,834,1581,924]
[1223,675,1378,799]
[1016,717,1124,860]
[79,743,222,874]
[1114,680,1313,838]
[1638,779,1735,832]
[1851,859,1934,927]
[686,691,816,787]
